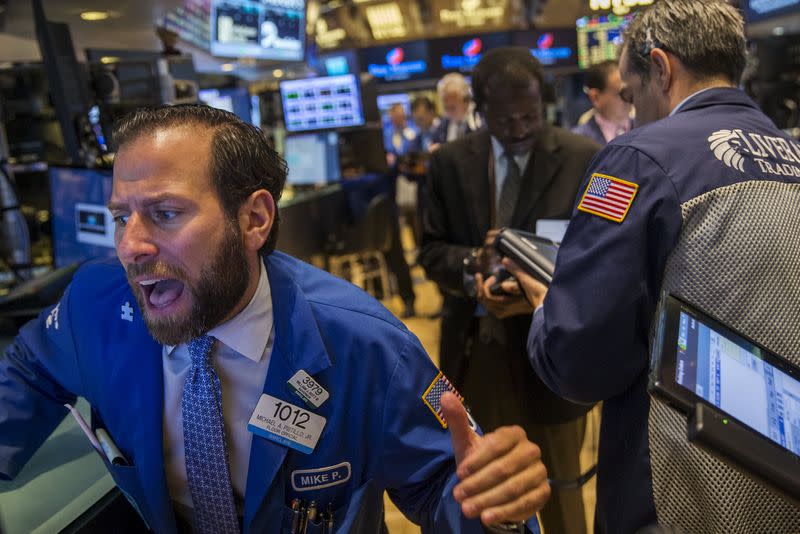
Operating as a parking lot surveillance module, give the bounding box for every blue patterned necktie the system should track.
[183,335,240,534]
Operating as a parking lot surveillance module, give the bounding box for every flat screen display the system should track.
[210,0,305,61]
[49,167,118,268]
[512,29,578,68]
[576,14,633,69]
[283,132,341,184]
[675,308,800,456]
[280,74,365,132]
[361,42,430,82]
[199,87,254,124]
[318,49,360,76]
[743,0,800,22]
[429,33,510,75]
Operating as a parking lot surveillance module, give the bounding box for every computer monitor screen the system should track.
[318,49,360,76]
[674,307,800,456]
[199,87,254,124]
[743,0,800,22]
[49,166,118,268]
[512,29,578,68]
[429,33,510,75]
[576,14,633,69]
[283,132,341,185]
[210,0,306,61]
[280,74,365,133]
[361,42,430,82]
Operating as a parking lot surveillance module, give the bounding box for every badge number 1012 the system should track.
[248,394,327,454]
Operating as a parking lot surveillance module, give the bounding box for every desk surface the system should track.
[0,335,114,534]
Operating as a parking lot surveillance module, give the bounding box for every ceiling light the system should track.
[100,56,120,64]
[365,3,407,40]
[80,11,110,21]
[273,69,284,78]
[221,63,235,72]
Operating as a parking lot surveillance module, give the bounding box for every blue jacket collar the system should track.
[675,87,758,115]
[243,252,333,529]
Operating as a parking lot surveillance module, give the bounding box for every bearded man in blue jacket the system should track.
[0,105,549,533]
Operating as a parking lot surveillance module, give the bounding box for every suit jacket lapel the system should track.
[243,255,332,530]
[512,126,562,227]
[461,131,492,241]
[105,304,176,533]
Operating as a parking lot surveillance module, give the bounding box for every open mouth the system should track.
[138,278,186,310]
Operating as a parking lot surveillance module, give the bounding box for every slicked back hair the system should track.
[112,104,287,255]
[471,46,545,113]
[621,0,746,85]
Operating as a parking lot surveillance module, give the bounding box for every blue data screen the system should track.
[675,311,800,455]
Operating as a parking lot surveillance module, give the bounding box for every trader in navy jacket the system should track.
[0,105,548,533]
[497,1,800,533]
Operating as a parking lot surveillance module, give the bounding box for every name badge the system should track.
[248,394,327,454]
[288,370,330,408]
[291,462,351,492]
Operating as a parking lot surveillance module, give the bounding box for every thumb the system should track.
[442,392,476,466]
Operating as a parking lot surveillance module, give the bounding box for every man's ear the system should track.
[238,189,275,252]
[587,88,601,108]
[649,48,673,93]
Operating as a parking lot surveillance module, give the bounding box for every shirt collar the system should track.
[490,136,532,168]
[669,87,717,117]
[165,261,273,363]
[593,111,630,142]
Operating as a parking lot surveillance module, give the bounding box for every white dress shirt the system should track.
[162,261,274,513]
[491,136,532,213]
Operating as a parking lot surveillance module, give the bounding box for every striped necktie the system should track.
[497,152,522,228]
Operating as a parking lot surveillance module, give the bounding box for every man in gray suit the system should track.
[420,47,600,534]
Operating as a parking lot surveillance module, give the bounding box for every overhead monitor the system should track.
[283,132,341,185]
[210,0,306,61]
[576,14,634,69]
[49,167,118,268]
[280,74,365,133]
[317,49,360,76]
[361,42,430,82]
[199,87,254,124]
[429,33,511,75]
[743,0,800,22]
[512,29,578,68]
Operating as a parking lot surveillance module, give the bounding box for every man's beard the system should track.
[125,224,251,346]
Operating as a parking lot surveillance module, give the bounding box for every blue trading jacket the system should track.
[527,88,800,533]
[1,251,540,533]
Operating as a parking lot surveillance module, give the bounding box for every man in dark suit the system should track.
[419,47,600,534]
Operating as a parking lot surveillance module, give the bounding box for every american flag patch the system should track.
[422,372,463,428]
[577,173,638,223]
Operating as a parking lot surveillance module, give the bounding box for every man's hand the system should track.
[442,392,550,525]
[475,273,534,319]
[501,258,548,309]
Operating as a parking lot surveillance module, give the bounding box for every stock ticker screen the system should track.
[576,14,633,69]
[210,0,305,61]
[280,74,365,132]
[675,309,800,457]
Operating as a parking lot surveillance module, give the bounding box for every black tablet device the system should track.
[650,293,800,499]
[493,229,559,285]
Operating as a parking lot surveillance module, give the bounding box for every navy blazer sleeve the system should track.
[527,145,683,403]
[0,284,83,479]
